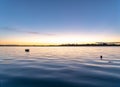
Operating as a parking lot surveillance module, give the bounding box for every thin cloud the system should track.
[1,27,18,31]
[0,27,56,36]
[25,31,40,34]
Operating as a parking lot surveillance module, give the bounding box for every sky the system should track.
[0,0,120,45]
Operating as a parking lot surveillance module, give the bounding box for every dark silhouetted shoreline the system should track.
[0,42,120,47]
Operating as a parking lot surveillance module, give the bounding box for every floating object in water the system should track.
[100,55,103,60]
[25,49,30,52]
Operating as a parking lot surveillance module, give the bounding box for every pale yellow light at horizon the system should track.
[0,34,120,45]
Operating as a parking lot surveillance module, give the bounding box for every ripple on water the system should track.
[0,47,120,87]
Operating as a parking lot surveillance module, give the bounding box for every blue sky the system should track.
[0,0,119,45]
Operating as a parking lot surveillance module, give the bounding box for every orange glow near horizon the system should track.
[0,34,120,45]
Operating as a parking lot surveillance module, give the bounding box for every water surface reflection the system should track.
[0,47,120,87]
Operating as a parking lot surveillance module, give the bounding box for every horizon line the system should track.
[0,42,120,47]
[0,42,120,45]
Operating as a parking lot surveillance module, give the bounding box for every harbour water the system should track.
[0,47,120,87]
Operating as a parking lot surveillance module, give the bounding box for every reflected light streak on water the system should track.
[0,47,120,87]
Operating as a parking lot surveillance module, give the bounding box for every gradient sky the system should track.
[0,0,120,45]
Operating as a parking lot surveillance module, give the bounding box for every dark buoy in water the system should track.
[100,55,103,60]
[25,49,30,52]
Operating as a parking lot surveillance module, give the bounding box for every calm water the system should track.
[0,47,120,87]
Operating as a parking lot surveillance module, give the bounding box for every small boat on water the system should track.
[25,49,30,52]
